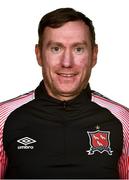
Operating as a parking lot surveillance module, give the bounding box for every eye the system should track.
[51,46,62,54]
[74,47,85,54]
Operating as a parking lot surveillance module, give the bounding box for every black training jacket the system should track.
[3,81,123,179]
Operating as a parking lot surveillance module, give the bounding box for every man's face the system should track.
[35,21,98,101]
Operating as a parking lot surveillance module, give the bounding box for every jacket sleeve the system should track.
[118,123,129,179]
[0,91,34,178]
[0,104,8,178]
[92,92,129,179]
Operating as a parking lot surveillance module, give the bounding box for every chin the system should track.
[56,86,80,96]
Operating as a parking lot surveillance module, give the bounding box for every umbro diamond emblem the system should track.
[17,137,36,149]
[17,137,36,145]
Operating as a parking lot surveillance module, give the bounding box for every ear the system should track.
[35,44,42,66]
[92,44,98,68]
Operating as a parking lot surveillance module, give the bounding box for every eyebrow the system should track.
[46,40,88,48]
[46,41,63,48]
[72,41,88,47]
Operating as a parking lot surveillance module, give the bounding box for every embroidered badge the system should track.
[87,130,113,155]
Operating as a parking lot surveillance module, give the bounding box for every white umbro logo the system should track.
[17,137,36,149]
[17,137,36,145]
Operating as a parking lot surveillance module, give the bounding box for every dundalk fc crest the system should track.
[87,130,113,155]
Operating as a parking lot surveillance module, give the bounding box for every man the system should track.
[0,8,128,179]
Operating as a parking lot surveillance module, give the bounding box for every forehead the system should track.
[43,21,91,43]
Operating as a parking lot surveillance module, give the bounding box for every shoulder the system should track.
[0,90,35,107]
[0,90,35,108]
[91,90,128,146]
[91,91,129,118]
[0,90,35,127]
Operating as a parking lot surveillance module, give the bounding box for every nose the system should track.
[61,49,73,68]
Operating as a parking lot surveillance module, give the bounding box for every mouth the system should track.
[57,73,77,77]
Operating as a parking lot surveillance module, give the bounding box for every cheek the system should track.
[77,56,93,80]
[42,52,60,68]
[42,53,52,70]
[42,57,59,79]
[76,56,91,69]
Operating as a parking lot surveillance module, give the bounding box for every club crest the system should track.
[87,130,113,155]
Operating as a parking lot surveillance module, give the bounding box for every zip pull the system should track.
[63,101,71,111]
[63,101,67,109]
